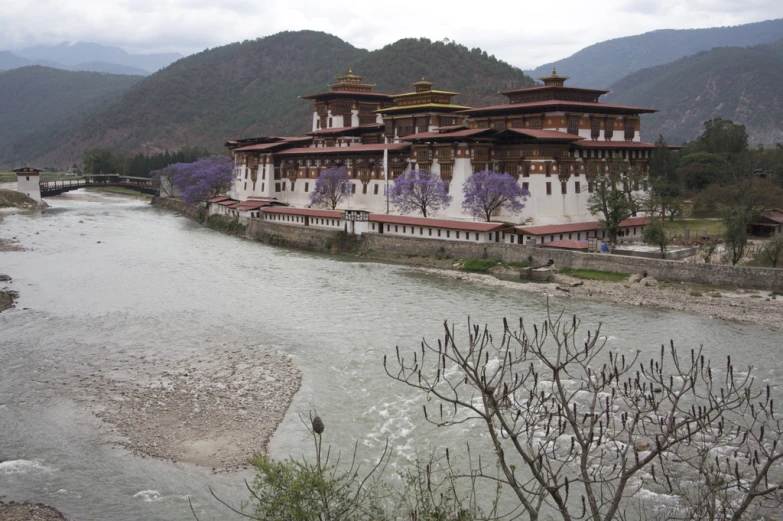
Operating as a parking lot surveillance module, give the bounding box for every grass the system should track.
[0,188,37,208]
[461,258,499,272]
[662,218,724,238]
[559,267,628,282]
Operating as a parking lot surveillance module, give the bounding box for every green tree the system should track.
[587,159,635,244]
[82,148,116,174]
[642,217,668,257]
[648,135,683,220]
[761,236,783,268]
[722,206,749,265]
[696,118,749,158]
[677,152,729,190]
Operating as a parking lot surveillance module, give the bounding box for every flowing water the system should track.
[1,192,781,520]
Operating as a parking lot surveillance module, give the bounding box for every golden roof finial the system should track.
[349,68,353,74]
[552,67,557,75]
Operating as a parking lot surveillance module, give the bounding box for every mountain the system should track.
[14,42,182,73]
[605,38,783,145]
[2,31,534,168]
[528,18,783,88]
[0,67,142,165]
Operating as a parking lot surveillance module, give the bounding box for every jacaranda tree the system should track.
[388,170,452,218]
[153,155,233,204]
[310,166,353,210]
[462,170,529,221]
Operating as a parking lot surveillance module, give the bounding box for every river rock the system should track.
[628,273,643,284]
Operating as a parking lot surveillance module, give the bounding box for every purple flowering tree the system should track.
[462,170,529,221]
[310,166,353,209]
[153,155,234,204]
[387,170,452,218]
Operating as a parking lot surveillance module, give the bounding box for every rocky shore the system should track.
[411,266,783,331]
[0,501,69,521]
[74,347,301,471]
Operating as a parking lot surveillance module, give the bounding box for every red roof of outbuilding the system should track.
[207,196,231,203]
[541,239,590,250]
[216,199,239,206]
[236,201,276,211]
[370,214,509,232]
[275,143,410,156]
[517,217,650,236]
[234,137,313,152]
[261,206,343,219]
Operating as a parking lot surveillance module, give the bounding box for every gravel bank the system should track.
[411,267,783,331]
[0,501,68,521]
[74,347,301,471]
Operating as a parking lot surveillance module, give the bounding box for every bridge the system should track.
[14,168,159,202]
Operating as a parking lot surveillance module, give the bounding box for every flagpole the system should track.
[384,136,389,214]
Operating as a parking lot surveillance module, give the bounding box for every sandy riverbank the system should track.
[71,346,301,471]
[409,266,783,331]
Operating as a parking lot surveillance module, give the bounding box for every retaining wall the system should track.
[150,198,783,292]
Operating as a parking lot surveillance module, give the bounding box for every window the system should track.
[282,182,286,191]
[575,182,581,193]
[561,182,567,194]
[546,182,552,195]
[386,225,390,231]
[567,116,580,135]
[428,228,432,236]
[372,223,375,230]
[510,235,515,243]
[362,184,367,194]
[446,231,450,238]
[420,227,423,235]
[351,183,356,194]
[456,231,460,239]
[374,184,379,195]
[305,182,309,192]
[244,182,247,190]
[275,182,281,192]
[438,230,441,237]
[522,182,529,191]
[395,226,398,232]
[403,226,406,233]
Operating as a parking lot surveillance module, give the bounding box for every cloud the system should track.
[0,0,782,68]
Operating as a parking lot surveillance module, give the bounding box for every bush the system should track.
[461,258,498,272]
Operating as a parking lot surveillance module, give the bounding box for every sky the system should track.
[2,0,783,69]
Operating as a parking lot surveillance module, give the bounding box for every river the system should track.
[1,192,781,521]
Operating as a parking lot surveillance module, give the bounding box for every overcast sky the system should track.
[2,0,783,69]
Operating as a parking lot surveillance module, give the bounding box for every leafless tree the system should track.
[385,306,783,520]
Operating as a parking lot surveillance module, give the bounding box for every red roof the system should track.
[573,141,658,149]
[457,99,657,116]
[234,138,312,152]
[261,206,343,219]
[541,239,590,250]
[216,199,239,206]
[275,143,410,156]
[236,201,276,211]
[760,210,783,224]
[401,128,494,141]
[370,214,508,232]
[206,196,231,203]
[497,128,584,141]
[225,202,242,209]
[499,85,611,97]
[518,216,649,236]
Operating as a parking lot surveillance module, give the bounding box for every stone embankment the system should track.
[151,198,783,330]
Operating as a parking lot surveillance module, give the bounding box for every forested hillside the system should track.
[0,67,142,163]
[2,31,533,168]
[606,38,783,144]
[528,18,783,88]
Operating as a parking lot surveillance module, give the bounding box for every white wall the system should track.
[16,174,41,202]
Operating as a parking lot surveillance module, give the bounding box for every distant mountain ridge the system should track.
[0,42,183,76]
[527,18,783,88]
[0,66,143,167]
[1,31,534,168]
[606,38,783,144]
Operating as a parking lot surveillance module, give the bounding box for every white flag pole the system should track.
[384,137,389,214]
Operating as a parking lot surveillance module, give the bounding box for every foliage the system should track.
[721,206,749,265]
[82,147,117,174]
[0,66,140,155]
[642,217,669,257]
[586,160,638,244]
[460,258,498,272]
[461,170,528,221]
[761,236,783,268]
[693,118,749,158]
[155,155,233,204]
[205,214,245,235]
[310,166,353,210]
[385,310,783,521]
[387,170,452,218]
[558,267,628,282]
[677,152,729,191]
[648,135,683,219]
